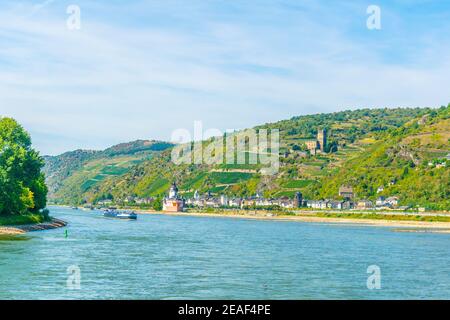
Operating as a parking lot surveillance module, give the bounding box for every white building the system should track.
[205,198,220,208]
[97,199,113,206]
[376,196,386,207]
[376,196,399,208]
[228,198,242,207]
[385,196,399,207]
[220,194,229,207]
[307,200,329,209]
[327,201,344,210]
[356,200,373,210]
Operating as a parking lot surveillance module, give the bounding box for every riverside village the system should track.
[93,128,429,214]
[94,179,406,213]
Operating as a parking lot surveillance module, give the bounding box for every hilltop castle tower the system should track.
[317,128,327,152]
[305,127,328,155]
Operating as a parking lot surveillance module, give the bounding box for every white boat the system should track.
[103,209,137,220]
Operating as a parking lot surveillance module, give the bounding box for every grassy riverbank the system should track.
[181,208,450,223]
[309,212,450,223]
[0,214,49,226]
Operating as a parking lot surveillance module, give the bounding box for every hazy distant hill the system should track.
[45,106,450,210]
[102,140,173,157]
[43,149,100,195]
[43,140,173,203]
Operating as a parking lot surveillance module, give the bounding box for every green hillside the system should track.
[312,107,450,210]
[43,140,173,204]
[41,108,445,208]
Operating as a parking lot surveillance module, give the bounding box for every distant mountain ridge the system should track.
[43,150,99,194]
[43,140,174,199]
[102,140,173,157]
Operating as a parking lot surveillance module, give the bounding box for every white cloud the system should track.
[0,1,448,155]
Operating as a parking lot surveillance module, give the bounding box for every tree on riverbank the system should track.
[0,118,48,216]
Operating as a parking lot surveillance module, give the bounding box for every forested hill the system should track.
[43,140,173,201]
[43,106,450,210]
[258,107,433,154]
[311,106,450,209]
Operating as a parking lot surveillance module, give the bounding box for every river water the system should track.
[0,206,449,299]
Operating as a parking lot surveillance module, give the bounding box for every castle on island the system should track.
[162,182,185,212]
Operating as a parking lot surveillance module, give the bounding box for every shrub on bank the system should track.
[0,214,45,226]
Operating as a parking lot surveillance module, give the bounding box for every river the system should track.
[0,206,449,299]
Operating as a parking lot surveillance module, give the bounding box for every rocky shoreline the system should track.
[0,218,67,235]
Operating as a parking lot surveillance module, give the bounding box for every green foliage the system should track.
[181,172,208,190]
[41,208,50,221]
[43,140,173,203]
[310,212,450,223]
[103,140,173,156]
[209,172,253,184]
[45,144,171,204]
[313,106,450,210]
[100,165,129,175]
[0,213,46,226]
[0,117,48,216]
[259,107,430,148]
[152,196,163,211]
[273,190,300,198]
[281,180,315,188]
[141,177,170,196]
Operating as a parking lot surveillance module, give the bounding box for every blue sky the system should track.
[0,0,449,155]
